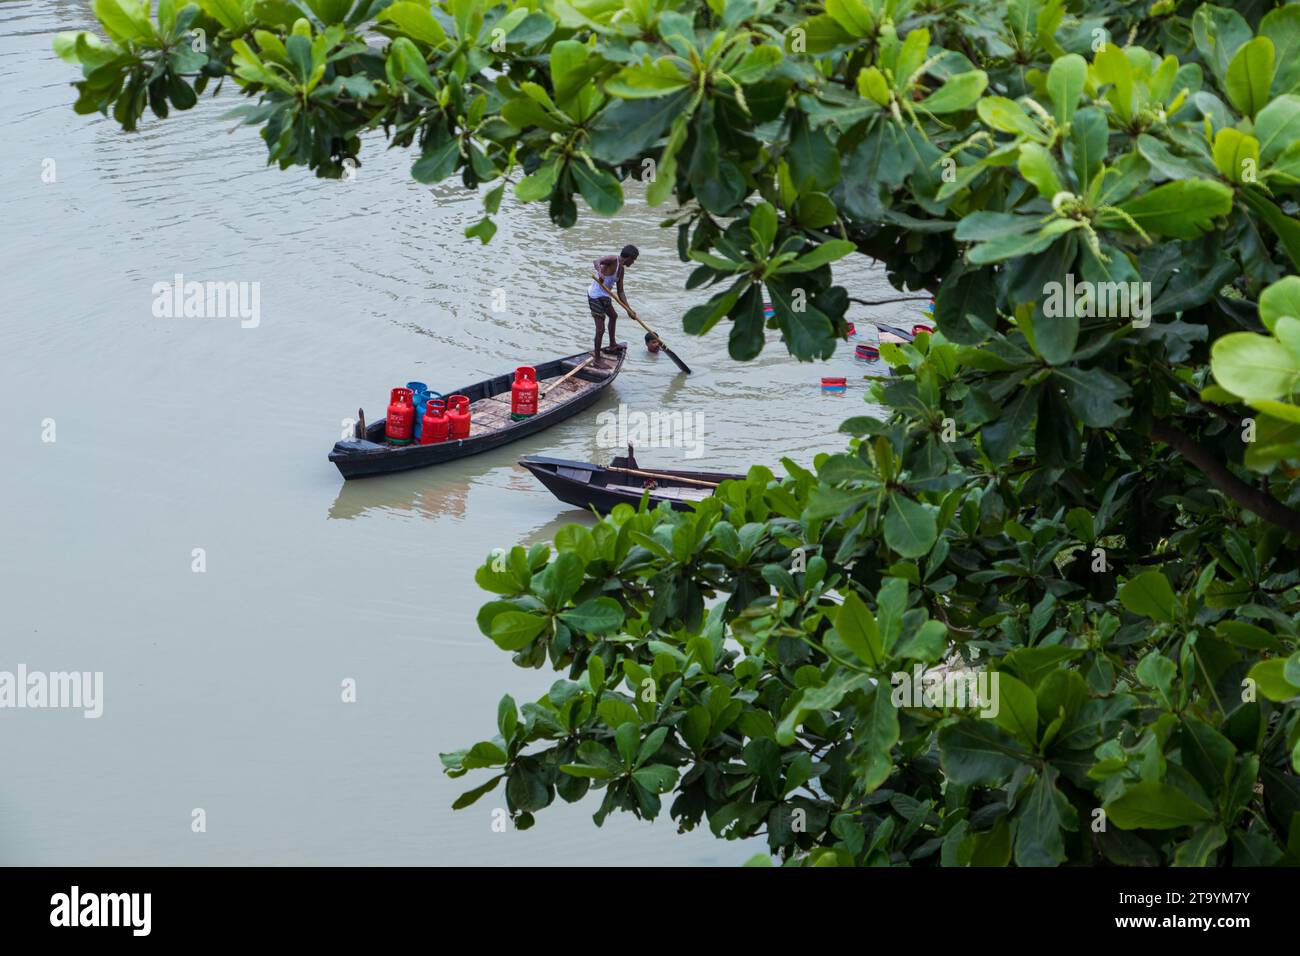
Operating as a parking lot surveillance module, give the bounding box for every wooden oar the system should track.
[541,355,597,398]
[593,273,692,375]
[607,465,720,488]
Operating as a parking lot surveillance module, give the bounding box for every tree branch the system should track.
[849,295,933,307]
[1149,421,1300,535]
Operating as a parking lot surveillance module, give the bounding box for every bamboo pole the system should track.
[541,355,596,397]
[606,465,721,488]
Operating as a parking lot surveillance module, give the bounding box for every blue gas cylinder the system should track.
[408,381,429,440]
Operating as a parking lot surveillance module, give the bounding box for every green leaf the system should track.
[1174,824,1228,866]
[1239,189,1300,271]
[558,597,624,633]
[1259,275,1300,331]
[1262,5,1300,95]
[572,161,623,215]
[858,683,899,793]
[920,70,987,114]
[489,611,548,650]
[1114,180,1234,240]
[967,220,1079,264]
[774,239,857,273]
[589,90,689,164]
[1105,781,1214,830]
[1068,107,1108,191]
[1018,142,1063,199]
[731,44,782,85]
[1119,571,1177,623]
[976,97,1042,138]
[883,494,937,559]
[1254,95,1300,164]
[607,58,691,99]
[834,591,884,667]
[411,135,460,183]
[451,774,504,809]
[793,192,838,229]
[764,275,835,360]
[514,159,559,201]
[938,720,1031,786]
[1211,332,1300,401]
[1014,767,1066,866]
[749,201,777,251]
[1046,54,1086,125]
[378,2,448,46]
[993,673,1038,747]
[560,763,616,779]
[632,764,679,793]
[1224,36,1274,119]
[786,121,839,192]
[1180,718,1236,798]
[534,551,585,608]
[1136,651,1177,705]
[95,0,155,43]
[1193,4,1252,85]
[1211,128,1260,184]
[980,384,1038,462]
[1247,658,1299,702]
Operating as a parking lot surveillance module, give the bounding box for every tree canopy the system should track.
[59,0,1300,865]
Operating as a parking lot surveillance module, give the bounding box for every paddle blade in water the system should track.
[662,345,691,374]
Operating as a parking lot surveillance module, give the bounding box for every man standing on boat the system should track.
[588,244,638,367]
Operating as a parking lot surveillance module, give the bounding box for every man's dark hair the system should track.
[621,244,639,260]
[645,331,656,343]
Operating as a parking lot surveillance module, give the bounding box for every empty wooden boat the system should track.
[519,449,744,513]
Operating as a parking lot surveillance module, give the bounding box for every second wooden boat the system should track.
[329,348,625,478]
[520,448,744,513]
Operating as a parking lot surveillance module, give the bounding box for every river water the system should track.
[0,0,901,864]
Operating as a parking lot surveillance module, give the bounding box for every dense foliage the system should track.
[60,0,1300,865]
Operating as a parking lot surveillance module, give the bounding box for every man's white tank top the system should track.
[589,264,619,299]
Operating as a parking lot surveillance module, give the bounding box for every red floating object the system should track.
[822,376,847,391]
[445,394,471,440]
[385,387,415,445]
[419,399,449,444]
[511,366,538,421]
[845,322,856,337]
[855,343,879,361]
[912,324,933,337]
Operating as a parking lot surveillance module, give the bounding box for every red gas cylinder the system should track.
[446,394,471,440]
[419,399,449,445]
[385,387,415,445]
[511,366,538,421]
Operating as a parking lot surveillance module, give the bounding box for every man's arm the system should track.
[595,255,619,276]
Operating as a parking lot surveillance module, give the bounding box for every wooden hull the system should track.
[329,349,625,478]
[520,456,745,513]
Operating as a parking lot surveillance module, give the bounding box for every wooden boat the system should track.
[519,448,744,513]
[329,348,625,479]
[868,320,923,345]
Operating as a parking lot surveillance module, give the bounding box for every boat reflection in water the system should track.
[328,468,476,521]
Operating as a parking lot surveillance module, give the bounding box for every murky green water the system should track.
[0,0,902,864]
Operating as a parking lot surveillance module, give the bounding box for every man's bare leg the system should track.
[592,312,609,368]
